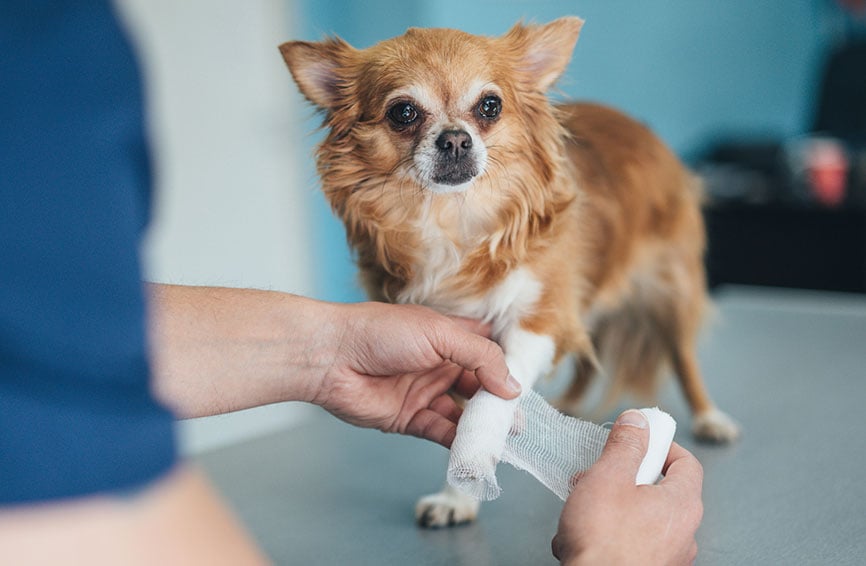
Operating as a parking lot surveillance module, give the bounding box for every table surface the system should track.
[197,286,866,565]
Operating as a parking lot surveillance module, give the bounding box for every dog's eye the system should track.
[387,102,419,126]
[478,95,502,119]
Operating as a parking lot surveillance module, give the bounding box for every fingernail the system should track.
[505,373,522,395]
[617,409,648,429]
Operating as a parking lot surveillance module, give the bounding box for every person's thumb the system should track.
[593,410,650,484]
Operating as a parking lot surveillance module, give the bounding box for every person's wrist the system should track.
[288,296,348,406]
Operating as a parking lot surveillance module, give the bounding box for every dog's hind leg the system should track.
[590,258,740,443]
[659,258,740,443]
[553,355,598,415]
[669,332,740,443]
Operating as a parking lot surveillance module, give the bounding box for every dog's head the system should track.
[280,18,582,198]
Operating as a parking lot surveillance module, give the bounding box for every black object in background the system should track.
[813,38,866,146]
[705,203,866,293]
[700,34,866,295]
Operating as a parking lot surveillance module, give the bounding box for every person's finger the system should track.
[663,441,689,470]
[429,394,462,424]
[448,316,493,339]
[452,369,483,398]
[659,442,704,499]
[550,533,562,560]
[405,408,457,448]
[662,442,699,475]
[590,410,650,485]
[426,325,520,399]
[687,540,699,564]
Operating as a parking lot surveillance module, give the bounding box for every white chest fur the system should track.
[397,264,543,340]
[393,192,540,329]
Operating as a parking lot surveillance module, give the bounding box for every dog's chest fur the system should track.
[393,203,543,337]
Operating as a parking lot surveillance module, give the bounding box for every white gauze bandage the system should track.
[447,388,676,501]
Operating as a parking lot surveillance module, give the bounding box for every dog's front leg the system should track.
[447,325,556,498]
[415,325,555,527]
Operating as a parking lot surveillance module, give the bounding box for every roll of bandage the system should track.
[447,388,676,501]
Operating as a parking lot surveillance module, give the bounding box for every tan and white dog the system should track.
[280,17,738,528]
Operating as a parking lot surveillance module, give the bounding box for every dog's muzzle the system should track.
[431,129,479,185]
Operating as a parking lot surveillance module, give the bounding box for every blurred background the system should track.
[116,0,866,452]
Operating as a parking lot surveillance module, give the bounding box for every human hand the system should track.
[552,410,704,565]
[312,301,521,447]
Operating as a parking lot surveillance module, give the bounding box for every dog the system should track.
[279,16,739,528]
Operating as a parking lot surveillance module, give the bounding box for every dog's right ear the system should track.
[278,38,355,110]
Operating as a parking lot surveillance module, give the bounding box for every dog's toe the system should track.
[415,490,478,528]
[692,407,740,443]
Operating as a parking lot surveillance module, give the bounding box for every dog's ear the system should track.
[503,16,583,91]
[279,37,356,110]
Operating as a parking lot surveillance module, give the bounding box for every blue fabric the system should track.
[0,1,177,503]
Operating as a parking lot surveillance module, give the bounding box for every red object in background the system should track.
[807,139,849,207]
[837,0,866,17]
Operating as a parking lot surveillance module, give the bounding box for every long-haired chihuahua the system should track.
[280,17,738,528]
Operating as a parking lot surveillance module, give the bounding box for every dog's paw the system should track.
[446,456,501,501]
[692,407,740,443]
[415,487,479,529]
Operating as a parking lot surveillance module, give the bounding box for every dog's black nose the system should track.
[435,130,472,160]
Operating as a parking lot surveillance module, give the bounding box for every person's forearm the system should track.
[0,466,269,565]
[147,284,340,418]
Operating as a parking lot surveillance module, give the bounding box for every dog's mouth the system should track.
[431,163,479,186]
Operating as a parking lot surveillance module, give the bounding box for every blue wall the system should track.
[290,0,839,302]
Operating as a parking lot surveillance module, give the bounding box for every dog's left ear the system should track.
[503,16,584,91]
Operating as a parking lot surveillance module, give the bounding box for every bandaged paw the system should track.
[446,389,518,500]
[447,388,676,501]
[446,460,502,501]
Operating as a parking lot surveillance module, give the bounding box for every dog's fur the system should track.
[280,17,738,528]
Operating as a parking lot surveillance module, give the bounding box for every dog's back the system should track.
[561,102,706,303]
[555,103,728,435]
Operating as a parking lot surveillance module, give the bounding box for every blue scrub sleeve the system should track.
[0,1,178,504]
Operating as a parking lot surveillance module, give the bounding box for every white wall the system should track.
[118,0,317,453]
